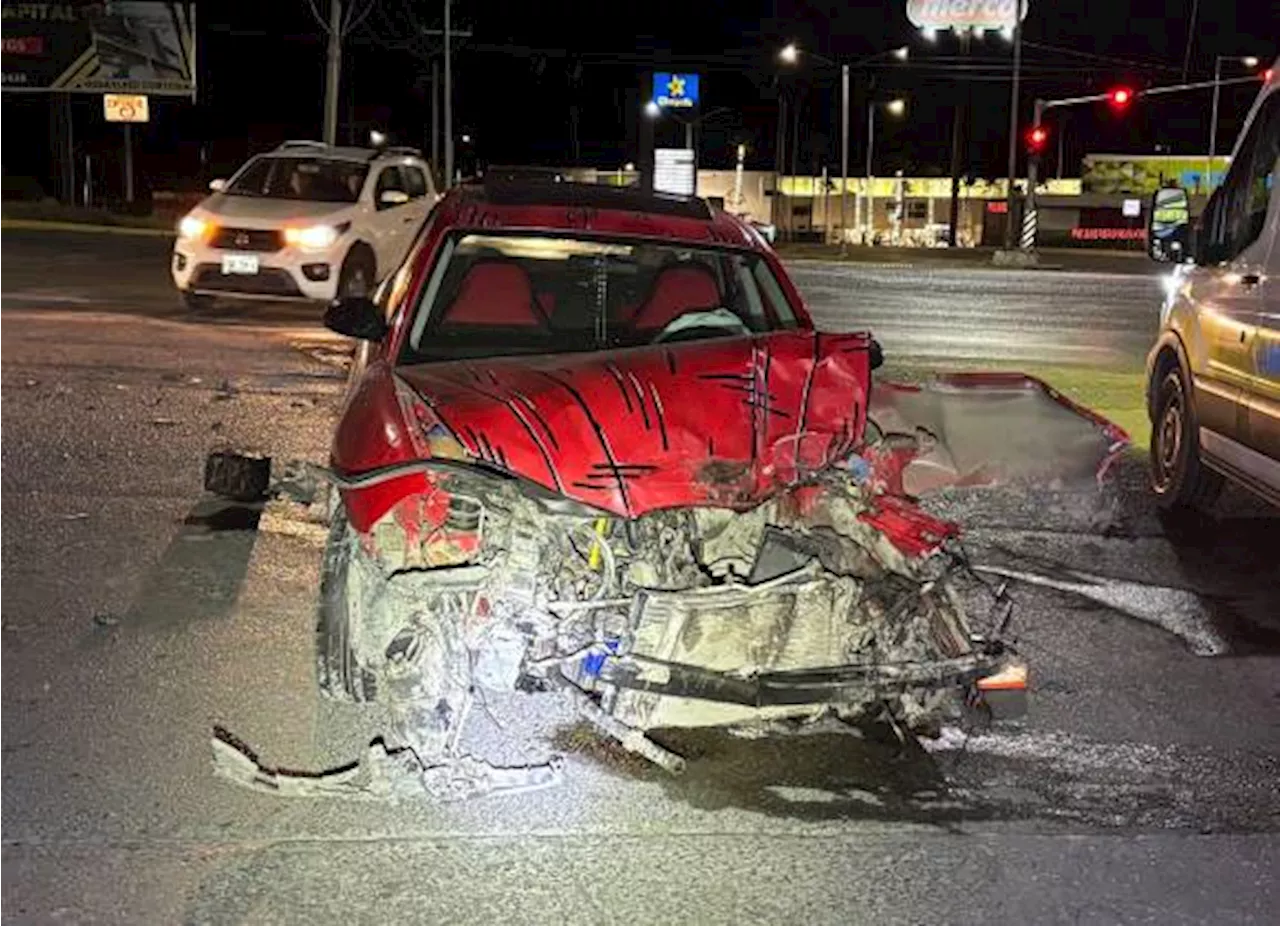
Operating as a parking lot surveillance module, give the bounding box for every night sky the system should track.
[2,0,1276,194]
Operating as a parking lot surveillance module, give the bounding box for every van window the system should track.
[1204,93,1279,263]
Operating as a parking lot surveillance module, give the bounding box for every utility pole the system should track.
[1002,0,1024,250]
[776,93,787,241]
[947,30,971,247]
[1181,0,1200,82]
[431,58,440,183]
[840,63,849,254]
[324,0,342,145]
[419,16,476,186]
[444,0,452,186]
[865,100,874,242]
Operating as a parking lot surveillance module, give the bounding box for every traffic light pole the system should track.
[1017,75,1261,251]
[1020,97,1045,251]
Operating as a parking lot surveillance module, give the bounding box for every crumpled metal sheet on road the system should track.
[863,372,1130,498]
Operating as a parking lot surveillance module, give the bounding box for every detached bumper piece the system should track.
[211,730,563,803]
[601,650,1009,709]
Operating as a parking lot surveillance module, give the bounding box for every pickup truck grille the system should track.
[209,227,282,252]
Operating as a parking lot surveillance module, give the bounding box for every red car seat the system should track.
[628,263,721,331]
[441,260,549,327]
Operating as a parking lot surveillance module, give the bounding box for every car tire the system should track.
[1149,366,1223,511]
[336,248,376,300]
[181,291,214,312]
[316,506,380,702]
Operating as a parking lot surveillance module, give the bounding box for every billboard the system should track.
[2,2,196,96]
[653,72,699,110]
[906,0,1028,30]
[1081,155,1231,196]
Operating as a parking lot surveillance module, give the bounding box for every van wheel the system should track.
[1150,367,1222,511]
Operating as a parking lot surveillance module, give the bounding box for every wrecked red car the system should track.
[313,181,1035,776]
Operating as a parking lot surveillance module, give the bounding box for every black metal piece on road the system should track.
[204,451,272,502]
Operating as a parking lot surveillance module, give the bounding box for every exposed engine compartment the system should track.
[327,459,1012,768]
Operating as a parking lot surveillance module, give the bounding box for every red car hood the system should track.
[393,331,874,518]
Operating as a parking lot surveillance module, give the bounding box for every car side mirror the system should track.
[1147,187,1190,264]
[869,338,884,371]
[324,297,388,342]
[378,189,410,209]
[209,178,228,193]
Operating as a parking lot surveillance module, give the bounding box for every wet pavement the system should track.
[3,229,1164,366]
[788,260,1164,367]
[2,230,1279,924]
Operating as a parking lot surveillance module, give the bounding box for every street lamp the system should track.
[1210,55,1262,191]
[779,43,909,254]
[865,98,907,242]
[644,100,661,119]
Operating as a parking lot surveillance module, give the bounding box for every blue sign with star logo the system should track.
[653,72,700,109]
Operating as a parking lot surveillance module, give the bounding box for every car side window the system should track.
[375,166,407,209]
[403,166,428,199]
[1205,93,1279,263]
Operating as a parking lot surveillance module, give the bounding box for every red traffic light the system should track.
[1108,86,1134,107]
[1026,125,1049,153]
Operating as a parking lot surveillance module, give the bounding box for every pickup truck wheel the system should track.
[337,249,375,299]
[181,291,214,312]
[1150,367,1223,511]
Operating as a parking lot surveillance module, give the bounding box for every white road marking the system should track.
[2,291,95,304]
[975,564,1229,656]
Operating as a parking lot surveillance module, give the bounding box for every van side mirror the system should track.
[1148,187,1190,263]
[324,297,388,342]
[378,189,410,209]
[209,179,228,193]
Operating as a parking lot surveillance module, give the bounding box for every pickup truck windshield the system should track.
[226,156,368,203]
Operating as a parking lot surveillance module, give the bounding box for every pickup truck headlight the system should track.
[177,214,209,241]
[284,222,349,251]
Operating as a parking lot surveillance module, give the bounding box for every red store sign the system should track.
[2,36,45,55]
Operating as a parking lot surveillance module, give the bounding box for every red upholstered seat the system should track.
[629,263,721,330]
[442,260,547,327]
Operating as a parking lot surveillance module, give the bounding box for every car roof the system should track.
[435,179,761,249]
[264,142,425,165]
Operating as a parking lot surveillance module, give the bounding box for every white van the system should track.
[1145,60,1279,509]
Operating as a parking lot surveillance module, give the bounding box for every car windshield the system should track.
[225,156,368,203]
[400,232,799,364]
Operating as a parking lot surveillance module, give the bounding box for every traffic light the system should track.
[1108,86,1134,109]
[1026,125,1049,156]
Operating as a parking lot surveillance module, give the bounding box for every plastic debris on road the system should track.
[211,730,564,802]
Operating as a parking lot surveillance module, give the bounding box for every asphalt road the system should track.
[787,260,1164,368]
[1,229,1164,367]
[3,230,1279,924]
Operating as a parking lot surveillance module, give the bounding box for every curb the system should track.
[2,218,173,238]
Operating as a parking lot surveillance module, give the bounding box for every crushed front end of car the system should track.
[328,455,1020,769]
[312,334,1037,779]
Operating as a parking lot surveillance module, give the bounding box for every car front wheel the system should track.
[1150,366,1223,511]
